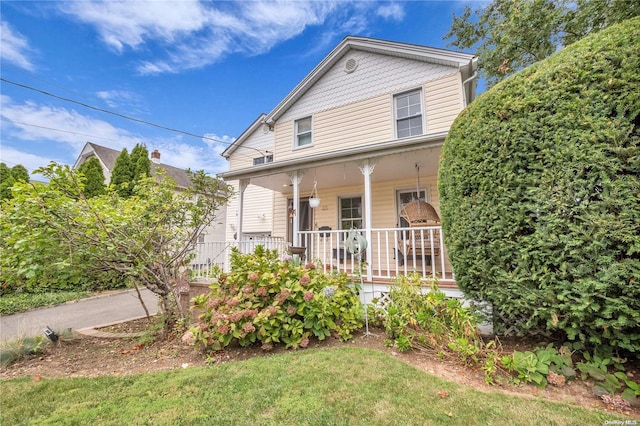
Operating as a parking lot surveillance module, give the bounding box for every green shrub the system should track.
[439,17,640,352]
[374,274,486,365]
[191,246,363,350]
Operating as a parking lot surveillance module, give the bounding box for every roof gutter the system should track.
[219,131,448,181]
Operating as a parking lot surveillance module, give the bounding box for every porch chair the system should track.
[397,200,441,265]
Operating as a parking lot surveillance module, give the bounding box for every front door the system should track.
[287,198,312,246]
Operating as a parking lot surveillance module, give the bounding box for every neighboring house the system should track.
[221,36,477,294]
[74,142,227,244]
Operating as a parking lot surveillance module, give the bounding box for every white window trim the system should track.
[253,154,273,166]
[293,116,313,150]
[338,194,363,231]
[393,88,426,139]
[396,187,430,226]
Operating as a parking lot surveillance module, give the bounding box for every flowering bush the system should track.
[191,246,363,350]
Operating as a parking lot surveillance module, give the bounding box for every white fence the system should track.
[189,237,289,278]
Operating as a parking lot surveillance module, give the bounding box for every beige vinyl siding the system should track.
[225,181,276,240]
[272,193,289,239]
[228,127,274,171]
[275,94,392,162]
[425,73,464,134]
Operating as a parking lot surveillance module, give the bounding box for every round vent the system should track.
[344,58,358,74]
[261,123,271,133]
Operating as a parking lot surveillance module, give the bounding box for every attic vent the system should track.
[344,58,358,74]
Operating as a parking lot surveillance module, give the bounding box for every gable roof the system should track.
[221,113,267,159]
[265,36,476,124]
[222,36,477,159]
[74,142,193,188]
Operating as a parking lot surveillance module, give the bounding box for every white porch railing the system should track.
[298,227,454,285]
[189,237,289,278]
[300,226,455,284]
[189,228,454,285]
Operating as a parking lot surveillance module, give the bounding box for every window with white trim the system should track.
[295,117,312,147]
[394,90,424,138]
[397,188,428,227]
[339,196,362,230]
[253,154,273,166]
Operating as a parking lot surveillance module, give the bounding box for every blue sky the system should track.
[1,1,477,179]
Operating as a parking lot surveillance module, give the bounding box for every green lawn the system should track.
[1,347,628,425]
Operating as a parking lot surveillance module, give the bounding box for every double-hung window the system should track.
[295,117,313,147]
[394,90,423,138]
[339,196,362,230]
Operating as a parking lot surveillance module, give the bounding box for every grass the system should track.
[0,291,93,315]
[0,335,47,368]
[0,347,629,425]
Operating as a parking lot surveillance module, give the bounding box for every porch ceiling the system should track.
[247,145,442,193]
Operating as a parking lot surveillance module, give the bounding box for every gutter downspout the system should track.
[461,71,477,108]
[461,57,479,107]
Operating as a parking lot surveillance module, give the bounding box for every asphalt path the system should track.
[0,288,159,343]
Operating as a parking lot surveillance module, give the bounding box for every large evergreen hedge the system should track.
[438,17,640,352]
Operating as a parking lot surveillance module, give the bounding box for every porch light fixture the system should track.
[309,181,321,208]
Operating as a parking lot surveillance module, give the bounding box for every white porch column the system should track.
[359,159,376,281]
[236,179,249,242]
[288,171,304,246]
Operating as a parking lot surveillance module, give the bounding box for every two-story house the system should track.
[220,36,477,293]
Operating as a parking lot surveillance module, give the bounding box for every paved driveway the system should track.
[0,288,159,343]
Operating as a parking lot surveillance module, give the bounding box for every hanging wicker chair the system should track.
[398,200,441,265]
[399,200,440,226]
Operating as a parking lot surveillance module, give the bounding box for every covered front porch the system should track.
[224,135,456,287]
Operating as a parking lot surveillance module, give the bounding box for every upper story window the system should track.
[253,154,273,166]
[339,196,362,230]
[394,90,424,138]
[295,116,313,148]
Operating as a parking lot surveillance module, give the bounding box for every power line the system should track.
[0,118,133,143]
[0,77,269,157]
[0,118,261,163]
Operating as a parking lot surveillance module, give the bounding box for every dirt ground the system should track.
[1,318,638,419]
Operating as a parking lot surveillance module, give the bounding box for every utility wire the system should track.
[1,77,270,157]
[0,118,262,164]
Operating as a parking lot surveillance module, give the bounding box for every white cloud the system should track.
[0,145,65,180]
[376,3,405,21]
[57,0,388,75]
[59,1,208,52]
[0,95,229,176]
[0,20,36,71]
[152,140,229,175]
[0,94,143,152]
[96,89,140,108]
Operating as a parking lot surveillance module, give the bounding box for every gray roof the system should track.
[82,142,193,188]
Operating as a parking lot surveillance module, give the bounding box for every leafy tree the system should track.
[0,163,15,200]
[444,0,640,87]
[11,165,29,183]
[2,162,233,322]
[110,148,133,197]
[439,18,640,352]
[78,157,106,197]
[1,163,30,201]
[130,143,151,183]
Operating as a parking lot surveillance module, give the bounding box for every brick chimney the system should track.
[151,149,161,164]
